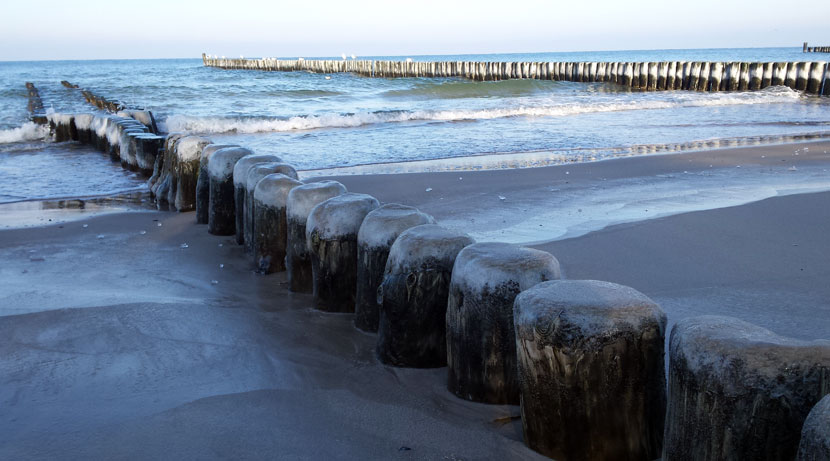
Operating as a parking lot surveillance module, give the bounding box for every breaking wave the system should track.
[165,86,805,135]
[0,122,50,144]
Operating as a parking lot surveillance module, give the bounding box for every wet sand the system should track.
[1,141,829,459]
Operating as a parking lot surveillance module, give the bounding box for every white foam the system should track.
[305,193,379,242]
[357,204,436,249]
[233,154,282,186]
[175,136,211,162]
[253,174,303,208]
[0,122,50,144]
[385,224,474,274]
[442,163,830,245]
[286,180,347,222]
[450,242,560,294]
[207,147,254,179]
[162,87,803,135]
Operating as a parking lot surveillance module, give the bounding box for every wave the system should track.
[0,122,50,144]
[164,86,806,135]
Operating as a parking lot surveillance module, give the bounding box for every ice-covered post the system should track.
[797,395,830,460]
[208,147,253,235]
[252,173,303,273]
[245,163,298,251]
[196,144,238,224]
[376,225,473,367]
[663,315,830,461]
[169,136,211,211]
[354,204,436,332]
[446,242,561,404]
[513,280,667,461]
[306,193,379,312]
[285,181,347,293]
[232,154,282,243]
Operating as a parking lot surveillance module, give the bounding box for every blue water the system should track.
[1,47,829,202]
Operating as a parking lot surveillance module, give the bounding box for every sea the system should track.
[1,47,829,205]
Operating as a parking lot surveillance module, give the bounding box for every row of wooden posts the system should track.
[202,54,830,95]
[803,42,830,53]
[39,83,830,460]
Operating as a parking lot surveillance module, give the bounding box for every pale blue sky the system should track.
[2,0,829,60]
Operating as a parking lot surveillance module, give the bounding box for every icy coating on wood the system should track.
[798,395,830,461]
[514,279,666,338]
[450,242,561,294]
[233,154,282,187]
[376,224,474,365]
[245,163,298,193]
[71,113,94,130]
[671,315,830,379]
[664,315,830,461]
[253,173,303,208]
[357,204,436,250]
[513,280,667,461]
[286,180,348,222]
[305,193,380,243]
[446,242,561,405]
[201,144,238,168]
[175,136,212,162]
[208,147,254,179]
[384,224,473,274]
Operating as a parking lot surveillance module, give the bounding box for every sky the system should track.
[1,0,829,61]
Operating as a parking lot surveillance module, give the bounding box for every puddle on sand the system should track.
[0,191,157,229]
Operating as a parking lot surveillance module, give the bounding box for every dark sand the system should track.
[1,141,829,459]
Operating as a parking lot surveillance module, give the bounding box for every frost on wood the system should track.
[513,280,667,461]
[242,162,298,248]
[306,193,379,312]
[446,242,561,404]
[252,174,303,273]
[208,147,253,235]
[355,204,435,332]
[285,180,347,293]
[664,315,830,461]
[376,224,473,366]
[196,144,239,224]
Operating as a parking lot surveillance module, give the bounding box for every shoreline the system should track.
[324,139,830,245]
[4,137,829,235]
[1,140,828,458]
[299,133,830,178]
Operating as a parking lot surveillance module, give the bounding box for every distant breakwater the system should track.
[202,54,830,96]
[803,42,830,53]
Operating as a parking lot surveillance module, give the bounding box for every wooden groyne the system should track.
[803,42,830,53]
[44,101,830,460]
[202,54,830,96]
[62,80,159,133]
[24,83,47,124]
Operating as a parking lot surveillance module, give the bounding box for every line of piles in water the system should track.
[202,55,830,96]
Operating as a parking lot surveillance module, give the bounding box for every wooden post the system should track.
[772,62,787,86]
[761,62,773,88]
[515,280,667,461]
[796,62,812,91]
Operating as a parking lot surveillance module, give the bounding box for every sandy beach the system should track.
[1,141,829,459]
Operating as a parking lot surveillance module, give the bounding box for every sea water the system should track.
[1,47,829,203]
